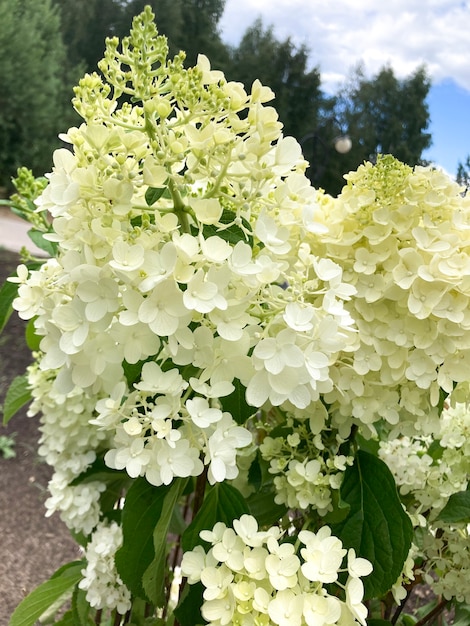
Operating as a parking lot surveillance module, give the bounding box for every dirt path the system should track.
[0,247,78,625]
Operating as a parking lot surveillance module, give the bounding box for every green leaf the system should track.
[437,385,452,415]
[114,478,174,600]
[246,483,288,527]
[71,587,95,626]
[182,482,250,552]
[219,379,255,425]
[25,317,41,351]
[0,262,42,335]
[332,450,413,599]
[28,229,57,256]
[247,454,262,492]
[173,581,204,626]
[452,601,470,626]
[70,456,132,519]
[202,208,253,246]
[367,620,393,625]
[145,186,167,206]
[427,438,445,463]
[3,374,32,425]
[321,488,351,525]
[142,478,188,606]
[122,358,154,386]
[0,278,18,333]
[9,561,83,626]
[169,499,188,536]
[356,433,380,456]
[436,489,470,524]
[53,610,76,626]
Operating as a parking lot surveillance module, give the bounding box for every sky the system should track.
[218,0,470,177]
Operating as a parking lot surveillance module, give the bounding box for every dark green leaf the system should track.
[321,488,351,525]
[114,478,173,600]
[427,438,445,463]
[71,586,95,626]
[3,374,32,425]
[356,433,380,456]
[247,454,262,492]
[169,501,188,536]
[173,581,204,626]
[145,186,167,206]
[219,379,255,425]
[0,278,18,333]
[99,479,130,519]
[28,229,57,256]
[367,620,393,625]
[182,482,250,552]
[25,317,41,351]
[70,455,125,486]
[436,489,470,524]
[203,208,253,246]
[123,358,153,386]
[437,385,452,415]
[142,478,188,605]
[70,456,132,517]
[9,561,83,626]
[246,483,288,527]
[123,359,144,386]
[332,450,413,599]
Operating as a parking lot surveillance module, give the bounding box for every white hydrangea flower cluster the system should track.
[92,375,253,486]
[181,514,372,626]
[12,7,356,526]
[259,410,353,514]
[311,156,470,436]
[79,520,131,615]
[25,362,109,534]
[379,401,470,603]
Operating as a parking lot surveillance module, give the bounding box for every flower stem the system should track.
[193,466,208,520]
[168,177,190,233]
[413,598,449,626]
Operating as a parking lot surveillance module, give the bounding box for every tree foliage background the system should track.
[0,0,435,193]
[457,154,470,192]
[0,0,82,191]
[319,65,432,195]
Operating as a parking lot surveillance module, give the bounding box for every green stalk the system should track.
[168,177,190,233]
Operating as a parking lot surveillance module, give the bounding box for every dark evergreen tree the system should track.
[224,19,323,141]
[457,155,470,193]
[121,0,229,67]
[53,0,125,72]
[0,0,81,189]
[318,65,432,195]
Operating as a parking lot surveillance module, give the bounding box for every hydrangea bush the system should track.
[2,7,470,626]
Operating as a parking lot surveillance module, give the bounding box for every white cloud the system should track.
[219,0,470,93]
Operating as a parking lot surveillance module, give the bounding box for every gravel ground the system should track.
[0,247,78,625]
